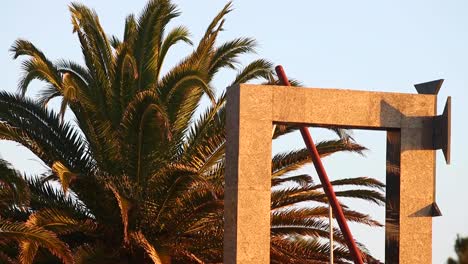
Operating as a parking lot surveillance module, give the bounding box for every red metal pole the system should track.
[275,65,364,264]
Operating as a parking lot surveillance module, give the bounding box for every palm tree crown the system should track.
[0,0,384,263]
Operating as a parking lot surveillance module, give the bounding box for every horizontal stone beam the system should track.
[231,84,437,130]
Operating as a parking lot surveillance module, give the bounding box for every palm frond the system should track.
[231,59,273,85]
[27,177,91,220]
[0,159,30,209]
[271,187,328,210]
[333,189,385,205]
[156,25,192,80]
[51,162,78,194]
[274,207,381,227]
[272,140,366,177]
[26,208,97,235]
[0,220,73,264]
[69,2,114,82]
[271,237,352,264]
[131,231,163,264]
[209,37,256,76]
[123,14,138,45]
[0,92,93,174]
[316,177,385,191]
[19,241,39,264]
[119,90,171,182]
[182,100,226,174]
[159,67,216,137]
[201,2,232,41]
[272,174,313,187]
[109,185,131,244]
[109,35,121,49]
[10,39,61,97]
[134,0,179,90]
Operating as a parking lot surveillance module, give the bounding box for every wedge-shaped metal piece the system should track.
[430,202,442,217]
[415,79,444,95]
[433,97,451,164]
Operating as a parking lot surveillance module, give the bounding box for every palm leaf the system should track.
[272,140,366,177]
[10,39,62,97]
[134,0,179,91]
[0,220,73,264]
[209,37,256,76]
[108,185,131,245]
[26,208,97,235]
[0,92,93,174]
[0,159,30,209]
[156,25,192,80]
[131,231,163,264]
[230,59,273,85]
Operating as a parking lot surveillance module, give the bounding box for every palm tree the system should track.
[0,0,384,263]
[447,235,468,264]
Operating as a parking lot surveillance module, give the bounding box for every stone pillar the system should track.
[397,126,435,263]
[224,85,272,264]
[385,130,401,263]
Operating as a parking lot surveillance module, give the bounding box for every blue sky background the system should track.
[1,1,467,262]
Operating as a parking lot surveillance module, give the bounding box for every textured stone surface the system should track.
[399,127,435,264]
[225,84,439,264]
[224,85,272,264]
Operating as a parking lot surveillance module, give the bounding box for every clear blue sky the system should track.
[1,1,467,262]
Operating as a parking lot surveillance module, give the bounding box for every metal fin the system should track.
[414,79,444,95]
[434,97,451,164]
[430,202,442,217]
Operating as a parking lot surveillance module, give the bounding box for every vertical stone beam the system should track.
[385,130,400,263]
[398,126,435,263]
[225,85,272,264]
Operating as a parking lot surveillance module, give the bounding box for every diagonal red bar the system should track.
[275,65,364,264]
